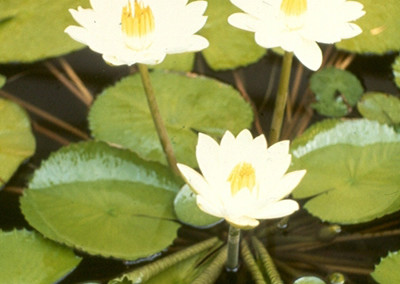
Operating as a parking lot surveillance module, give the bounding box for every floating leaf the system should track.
[0,229,81,284]
[393,55,400,89]
[174,184,222,228]
[336,0,400,54]
[310,67,363,117]
[198,0,266,70]
[0,0,90,63]
[291,143,400,224]
[291,119,400,158]
[89,71,253,167]
[357,92,400,126]
[372,251,400,283]
[154,53,195,72]
[0,98,35,188]
[21,141,182,260]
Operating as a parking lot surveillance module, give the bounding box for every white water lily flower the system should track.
[65,0,209,66]
[177,129,306,229]
[228,0,365,70]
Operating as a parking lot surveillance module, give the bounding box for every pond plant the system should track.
[0,0,400,283]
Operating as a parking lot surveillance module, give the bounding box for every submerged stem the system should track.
[226,225,241,271]
[137,64,180,176]
[269,52,293,144]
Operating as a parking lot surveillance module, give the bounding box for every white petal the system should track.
[196,133,222,186]
[293,39,323,71]
[64,26,89,45]
[177,164,215,197]
[196,195,224,218]
[268,170,307,200]
[228,13,259,32]
[230,0,270,19]
[252,199,299,219]
[225,215,260,229]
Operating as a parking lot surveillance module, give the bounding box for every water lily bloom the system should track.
[65,0,209,65]
[228,0,365,70]
[177,129,306,229]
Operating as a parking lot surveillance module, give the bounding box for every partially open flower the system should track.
[177,129,306,229]
[228,0,365,70]
[65,0,209,65]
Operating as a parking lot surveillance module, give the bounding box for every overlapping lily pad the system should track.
[310,67,363,117]
[0,98,35,188]
[0,229,81,283]
[357,92,400,127]
[291,119,400,224]
[0,0,89,63]
[89,71,253,167]
[336,0,400,54]
[372,251,400,283]
[20,141,182,260]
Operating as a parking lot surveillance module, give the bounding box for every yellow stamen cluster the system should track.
[121,0,155,49]
[227,162,256,196]
[280,0,307,17]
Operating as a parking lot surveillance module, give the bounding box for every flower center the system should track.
[280,0,307,30]
[121,0,155,50]
[227,162,256,196]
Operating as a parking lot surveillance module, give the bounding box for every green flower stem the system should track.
[115,237,221,283]
[241,239,267,284]
[137,63,180,176]
[252,237,283,284]
[226,225,241,271]
[269,52,294,144]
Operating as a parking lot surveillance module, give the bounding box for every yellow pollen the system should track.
[280,0,307,17]
[121,0,155,48]
[227,162,256,196]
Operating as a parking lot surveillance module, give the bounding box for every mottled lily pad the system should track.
[0,0,89,63]
[336,0,400,54]
[89,71,252,167]
[372,251,400,283]
[20,141,182,260]
[0,229,81,284]
[310,67,363,117]
[0,98,35,188]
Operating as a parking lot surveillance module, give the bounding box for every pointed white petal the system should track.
[252,200,299,219]
[177,164,215,197]
[196,133,222,186]
[293,39,323,71]
[268,170,307,200]
[225,215,260,229]
[228,13,259,32]
[196,195,224,218]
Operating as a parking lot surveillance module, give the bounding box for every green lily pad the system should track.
[357,92,400,126]
[174,184,222,228]
[0,229,81,284]
[89,70,253,167]
[310,67,363,117]
[154,53,195,72]
[0,98,35,188]
[372,251,400,283]
[0,0,89,63]
[293,276,326,284]
[198,0,266,70]
[291,142,400,224]
[20,141,182,260]
[291,119,400,158]
[392,55,400,89]
[336,0,400,54]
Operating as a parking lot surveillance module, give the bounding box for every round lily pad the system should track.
[0,229,81,284]
[293,276,326,284]
[198,0,266,70]
[0,98,35,188]
[336,0,400,54]
[372,251,400,283]
[291,119,400,158]
[0,0,89,63]
[357,92,400,126]
[20,141,182,260]
[291,142,400,224]
[89,70,253,167]
[310,67,363,117]
[174,184,222,228]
